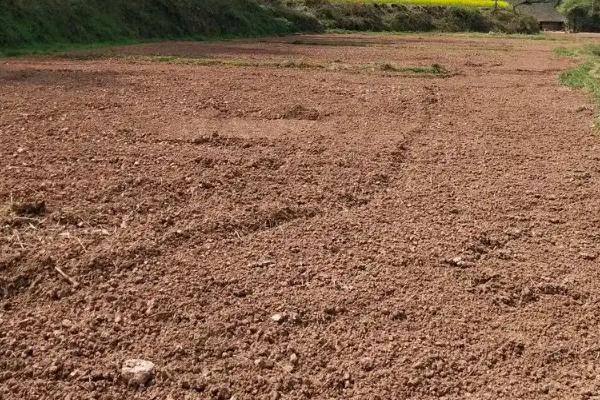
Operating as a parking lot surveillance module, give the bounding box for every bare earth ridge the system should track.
[1,33,600,399]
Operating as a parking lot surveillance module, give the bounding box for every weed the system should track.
[557,44,600,126]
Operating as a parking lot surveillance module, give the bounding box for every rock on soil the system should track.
[121,359,155,386]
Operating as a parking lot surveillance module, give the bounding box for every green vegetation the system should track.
[557,44,600,125]
[0,0,321,56]
[560,62,598,90]
[558,0,600,32]
[307,2,538,32]
[331,0,510,8]
[558,45,600,94]
[0,0,539,56]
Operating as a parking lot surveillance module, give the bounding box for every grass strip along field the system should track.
[557,45,600,124]
[331,0,511,9]
[123,54,449,75]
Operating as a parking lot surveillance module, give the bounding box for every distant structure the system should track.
[514,0,566,30]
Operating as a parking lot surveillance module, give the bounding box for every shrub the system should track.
[310,2,539,33]
[0,0,323,50]
[389,6,436,31]
[558,0,600,31]
[437,6,493,31]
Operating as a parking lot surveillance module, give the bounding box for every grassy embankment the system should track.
[301,0,538,33]
[0,0,319,56]
[0,0,539,57]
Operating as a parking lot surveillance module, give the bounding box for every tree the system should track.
[558,0,600,31]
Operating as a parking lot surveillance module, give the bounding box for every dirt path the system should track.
[1,33,600,399]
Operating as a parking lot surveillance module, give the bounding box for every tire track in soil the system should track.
[148,82,443,254]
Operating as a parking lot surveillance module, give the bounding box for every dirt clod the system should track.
[359,357,375,371]
[271,313,286,323]
[121,359,155,386]
[282,105,320,120]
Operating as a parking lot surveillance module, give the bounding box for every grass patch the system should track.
[331,0,511,8]
[556,44,600,94]
[557,44,600,126]
[554,46,590,58]
[560,62,596,89]
[0,38,151,58]
[125,54,449,75]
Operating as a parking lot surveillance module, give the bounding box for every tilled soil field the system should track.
[1,33,600,399]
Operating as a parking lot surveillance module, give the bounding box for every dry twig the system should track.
[54,266,79,288]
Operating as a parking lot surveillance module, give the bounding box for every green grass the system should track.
[556,44,600,94]
[0,0,321,56]
[0,38,148,57]
[557,44,600,126]
[560,62,597,89]
[330,0,511,8]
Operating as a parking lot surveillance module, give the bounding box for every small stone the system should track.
[16,147,24,154]
[445,256,475,268]
[580,252,597,261]
[289,353,298,364]
[359,357,374,371]
[391,310,407,321]
[282,364,294,373]
[271,313,285,323]
[288,311,300,323]
[121,359,155,386]
[254,358,274,369]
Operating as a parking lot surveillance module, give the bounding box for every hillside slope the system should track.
[0,0,320,53]
[0,0,539,55]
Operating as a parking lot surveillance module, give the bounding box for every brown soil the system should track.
[1,33,600,400]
